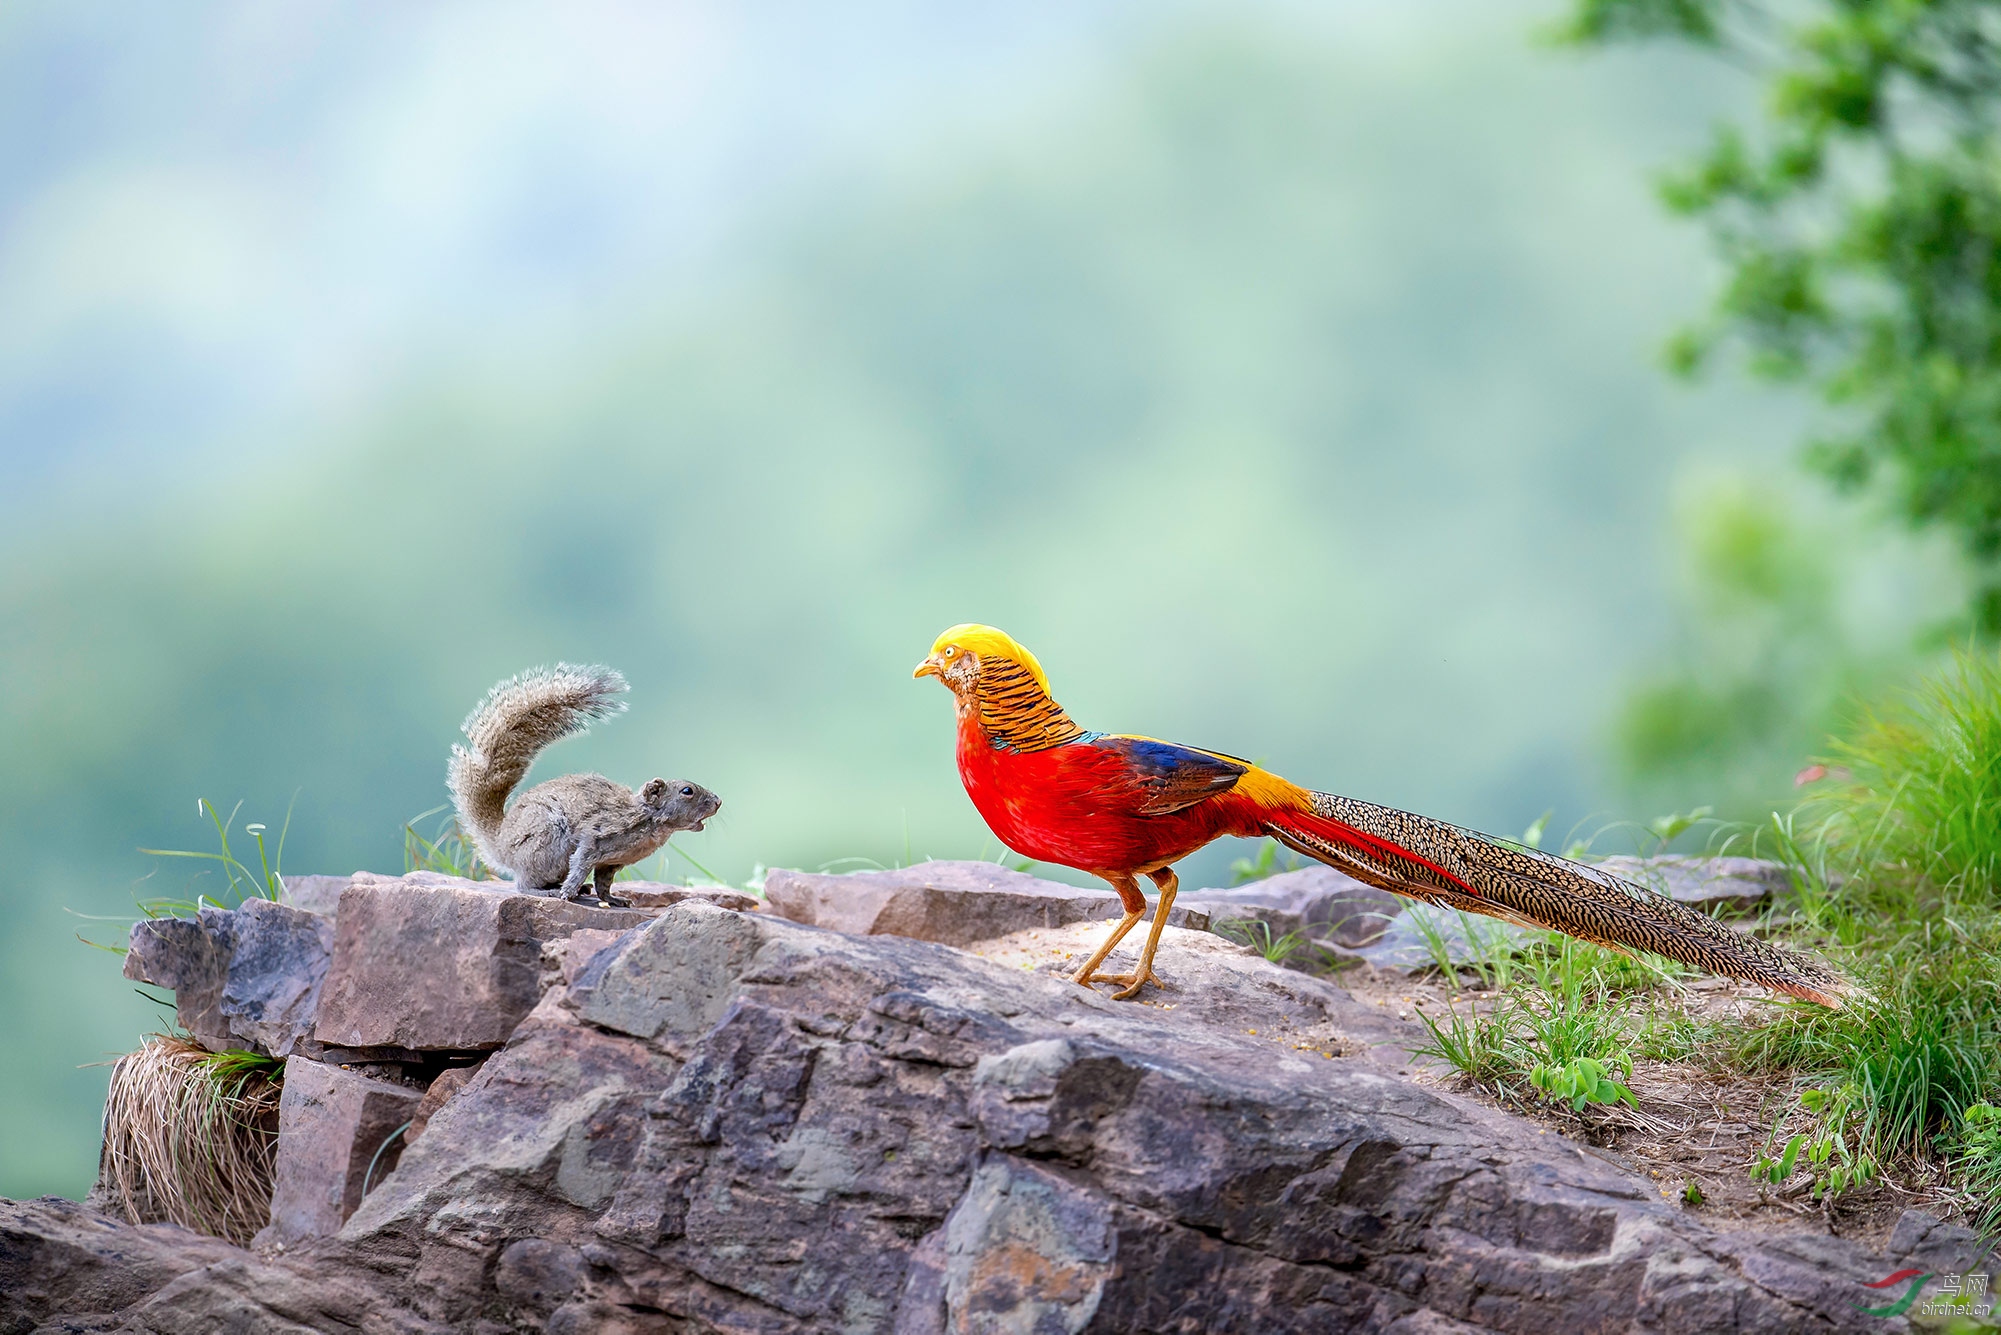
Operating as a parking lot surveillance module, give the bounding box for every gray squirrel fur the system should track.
[446,663,721,906]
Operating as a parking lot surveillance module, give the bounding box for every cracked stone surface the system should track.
[764,860,1211,947]
[11,900,1945,1331]
[124,899,337,1058]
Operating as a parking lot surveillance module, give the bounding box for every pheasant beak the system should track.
[913,655,942,680]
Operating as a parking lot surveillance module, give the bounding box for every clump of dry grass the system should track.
[100,1034,282,1244]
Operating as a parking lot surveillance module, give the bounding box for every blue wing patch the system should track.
[1089,734,1249,814]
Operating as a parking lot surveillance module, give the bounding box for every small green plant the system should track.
[1632,1004,1716,1065]
[1952,1103,2001,1236]
[1806,650,2001,908]
[1406,907,1529,991]
[1229,839,1303,884]
[1529,1054,1638,1112]
[403,804,488,879]
[136,797,293,917]
[1213,917,1312,965]
[1518,810,1552,850]
[1750,1134,1804,1189]
[1750,1084,1880,1202]
[1514,979,1634,1070]
[1413,995,1523,1085]
[1646,805,1714,849]
[1681,1181,1704,1206]
[1519,931,1689,998]
[1751,1088,1881,1201]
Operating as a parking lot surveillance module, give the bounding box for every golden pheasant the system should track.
[915,624,1857,1006]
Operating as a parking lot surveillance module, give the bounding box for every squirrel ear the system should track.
[641,778,668,802]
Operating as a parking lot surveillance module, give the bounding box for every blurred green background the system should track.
[0,0,1963,1198]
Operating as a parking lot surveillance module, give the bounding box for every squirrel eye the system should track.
[681,785,693,796]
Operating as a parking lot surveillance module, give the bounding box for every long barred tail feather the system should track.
[1263,790,1863,1008]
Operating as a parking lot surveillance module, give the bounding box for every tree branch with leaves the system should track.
[1564,0,2001,628]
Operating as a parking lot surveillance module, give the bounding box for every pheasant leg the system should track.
[1073,872,1147,988]
[1107,870,1177,1000]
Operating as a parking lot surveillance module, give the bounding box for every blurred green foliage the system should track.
[1613,471,1959,816]
[1565,0,2001,629]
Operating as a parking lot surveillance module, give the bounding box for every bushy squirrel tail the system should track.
[447,664,628,871]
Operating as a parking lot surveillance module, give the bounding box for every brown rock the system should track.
[612,881,761,912]
[0,1197,413,1334]
[404,1060,485,1147]
[124,898,336,1057]
[220,897,338,1057]
[548,926,637,988]
[123,909,235,1050]
[26,899,1923,1332]
[280,873,353,916]
[257,1055,423,1246]
[345,1006,678,1243]
[348,904,1899,1331]
[312,871,657,1051]
[764,859,1209,947]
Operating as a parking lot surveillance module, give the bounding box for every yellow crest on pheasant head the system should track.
[912,623,1051,694]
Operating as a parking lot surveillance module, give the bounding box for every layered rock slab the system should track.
[1178,866,1406,952]
[29,895,1926,1331]
[312,872,656,1051]
[764,859,1210,946]
[123,898,336,1057]
[334,903,1899,1333]
[258,1056,426,1247]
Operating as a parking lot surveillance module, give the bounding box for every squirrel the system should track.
[446,663,721,907]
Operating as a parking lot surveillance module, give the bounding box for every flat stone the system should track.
[256,1055,423,1246]
[125,899,335,1056]
[123,909,236,1051]
[312,872,658,1051]
[404,1061,485,1147]
[1593,854,1791,912]
[1180,866,1407,970]
[219,898,337,1058]
[281,874,352,917]
[763,859,1209,947]
[611,881,761,912]
[29,896,1922,1331]
[968,919,1418,1064]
